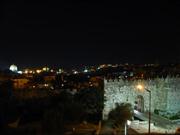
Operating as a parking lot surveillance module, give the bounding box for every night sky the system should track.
[0,1,179,69]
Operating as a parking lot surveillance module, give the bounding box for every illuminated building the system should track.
[9,64,18,72]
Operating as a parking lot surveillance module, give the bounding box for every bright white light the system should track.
[127,120,131,126]
[84,69,88,73]
[9,64,18,72]
[17,71,23,74]
[134,110,140,115]
[73,71,78,74]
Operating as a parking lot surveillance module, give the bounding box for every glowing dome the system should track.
[9,64,18,72]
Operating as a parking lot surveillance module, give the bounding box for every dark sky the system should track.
[0,0,179,69]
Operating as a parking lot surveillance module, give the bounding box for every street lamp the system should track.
[136,84,151,135]
[125,120,131,135]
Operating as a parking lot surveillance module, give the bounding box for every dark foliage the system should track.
[74,87,104,122]
[108,103,133,128]
[0,80,13,99]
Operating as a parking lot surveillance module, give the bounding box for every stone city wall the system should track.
[103,77,180,119]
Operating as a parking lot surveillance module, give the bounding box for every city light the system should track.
[57,69,64,74]
[136,84,144,91]
[29,70,33,74]
[73,71,78,74]
[43,67,49,71]
[17,71,23,74]
[44,84,49,87]
[36,70,42,74]
[84,69,88,73]
[135,84,151,135]
[50,69,54,72]
[24,70,28,74]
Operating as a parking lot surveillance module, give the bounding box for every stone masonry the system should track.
[103,77,180,119]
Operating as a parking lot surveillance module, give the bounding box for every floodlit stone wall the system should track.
[103,77,180,119]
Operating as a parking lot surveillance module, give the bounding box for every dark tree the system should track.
[108,103,133,128]
[0,80,18,131]
[63,102,84,122]
[31,74,45,85]
[0,80,13,99]
[42,106,64,134]
[74,87,104,122]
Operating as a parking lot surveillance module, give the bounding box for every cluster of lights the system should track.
[44,84,49,87]
[9,64,128,75]
[43,67,50,72]
[97,64,106,70]
[9,64,23,74]
[23,67,54,74]
[24,70,37,74]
